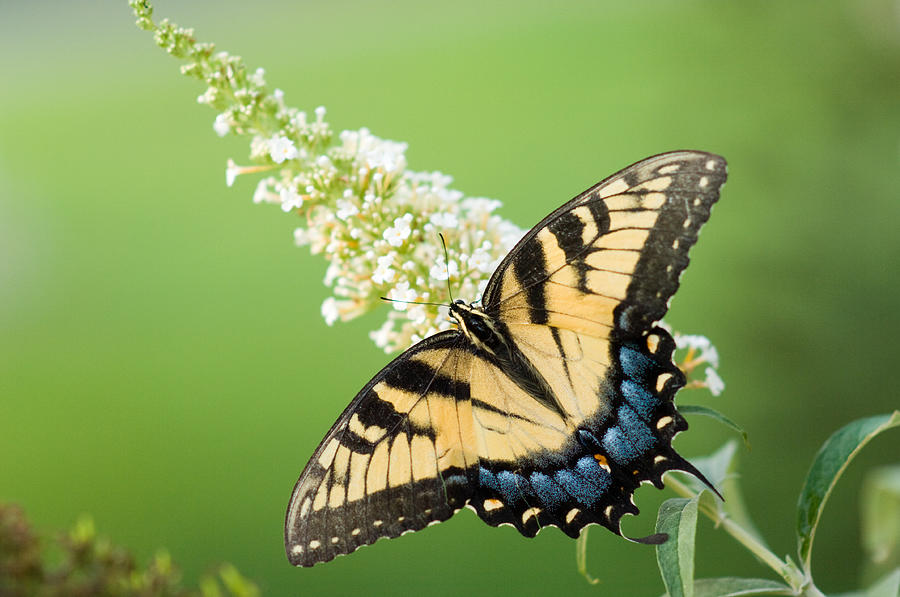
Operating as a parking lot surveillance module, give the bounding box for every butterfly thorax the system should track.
[449,299,567,418]
[448,299,506,356]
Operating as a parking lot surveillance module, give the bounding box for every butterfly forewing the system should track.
[285,332,478,567]
[484,151,727,337]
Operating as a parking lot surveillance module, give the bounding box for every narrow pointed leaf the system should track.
[656,497,699,597]
[680,404,750,447]
[692,577,793,597]
[797,411,900,573]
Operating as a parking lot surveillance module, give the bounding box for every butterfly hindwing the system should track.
[285,331,478,567]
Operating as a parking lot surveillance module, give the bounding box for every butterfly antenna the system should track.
[379,297,445,308]
[439,233,454,303]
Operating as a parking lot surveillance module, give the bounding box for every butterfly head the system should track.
[449,299,505,354]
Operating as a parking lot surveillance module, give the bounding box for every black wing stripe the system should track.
[285,332,473,567]
[513,237,549,325]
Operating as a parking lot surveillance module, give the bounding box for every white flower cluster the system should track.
[173,42,525,352]
[137,6,720,379]
[288,130,526,352]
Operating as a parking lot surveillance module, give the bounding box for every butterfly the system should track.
[285,150,727,567]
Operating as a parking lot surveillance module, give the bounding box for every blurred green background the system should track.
[1,0,898,595]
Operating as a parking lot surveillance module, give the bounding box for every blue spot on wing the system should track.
[602,405,658,464]
[529,472,566,510]
[554,470,596,506]
[619,405,656,451]
[479,467,498,492]
[497,470,530,505]
[621,379,659,420]
[553,457,613,508]
[619,343,655,381]
[575,456,612,493]
[601,426,635,463]
[444,473,467,488]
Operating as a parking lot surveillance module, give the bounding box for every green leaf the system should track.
[691,577,793,597]
[671,440,738,498]
[796,411,900,574]
[656,497,699,597]
[679,404,750,447]
[670,441,769,547]
[862,466,900,568]
[690,440,739,489]
[575,527,600,585]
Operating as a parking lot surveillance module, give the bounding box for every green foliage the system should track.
[0,504,259,597]
[656,497,700,597]
[645,411,900,597]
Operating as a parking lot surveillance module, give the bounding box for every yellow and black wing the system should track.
[466,151,727,537]
[284,332,479,567]
[285,151,727,566]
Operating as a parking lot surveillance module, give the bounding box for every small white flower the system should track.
[429,259,458,281]
[252,178,274,204]
[372,255,397,285]
[197,87,216,105]
[676,334,710,351]
[336,199,359,220]
[429,212,459,228]
[315,105,326,121]
[676,334,719,368]
[476,278,489,300]
[369,319,395,349]
[250,67,266,87]
[364,140,408,173]
[293,227,310,246]
[225,159,240,187]
[279,187,303,212]
[468,247,493,273]
[324,262,341,286]
[704,366,725,396]
[213,113,230,137]
[407,305,428,325]
[462,197,502,214]
[388,281,418,309]
[268,135,299,164]
[321,297,339,326]
[383,213,413,247]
